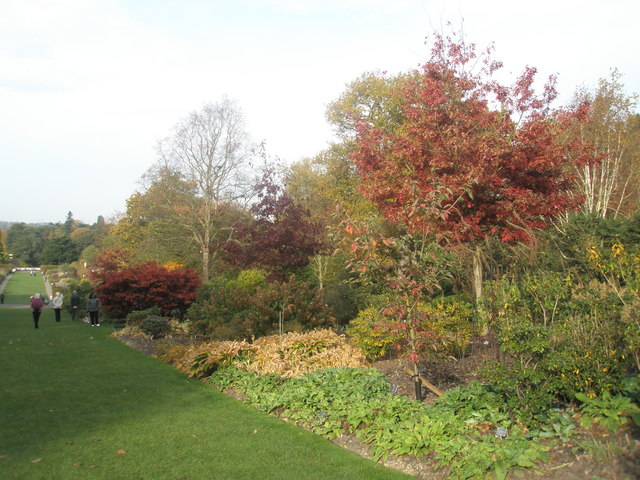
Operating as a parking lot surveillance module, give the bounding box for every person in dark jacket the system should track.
[70,291,81,321]
[86,292,101,327]
[30,293,45,329]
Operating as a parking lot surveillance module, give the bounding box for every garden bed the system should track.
[115,334,639,480]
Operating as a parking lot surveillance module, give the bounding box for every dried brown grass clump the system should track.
[155,329,367,379]
[111,325,147,338]
[247,329,367,378]
[111,321,192,339]
[159,340,258,378]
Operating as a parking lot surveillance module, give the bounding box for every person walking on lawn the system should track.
[52,292,64,322]
[86,292,101,327]
[30,293,45,329]
[70,290,80,321]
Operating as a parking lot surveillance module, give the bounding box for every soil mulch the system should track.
[116,333,640,480]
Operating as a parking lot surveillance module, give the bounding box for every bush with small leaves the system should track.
[127,306,162,326]
[141,315,170,339]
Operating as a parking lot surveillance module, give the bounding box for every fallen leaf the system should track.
[73,462,82,467]
[88,465,97,469]
[116,449,127,455]
[31,458,42,463]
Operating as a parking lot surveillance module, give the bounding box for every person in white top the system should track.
[52,292,64,322]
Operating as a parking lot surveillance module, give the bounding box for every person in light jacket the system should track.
[52,292,64,322]
[30,293,45,329]
[86,292,101,327]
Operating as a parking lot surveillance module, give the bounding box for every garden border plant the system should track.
[148,326,640,480]
[209,365,625,480]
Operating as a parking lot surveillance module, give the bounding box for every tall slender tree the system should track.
[571,70,640,218]
[64,211,74,235]
[155,98,254,281]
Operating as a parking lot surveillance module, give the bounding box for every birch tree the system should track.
[572,70,639,218]
[156,98,253,281]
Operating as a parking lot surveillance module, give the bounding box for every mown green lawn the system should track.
[1,271,47,305]
[0,293,410,479]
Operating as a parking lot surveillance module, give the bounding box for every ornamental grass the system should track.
[158,328,367,379]
[248,329,367,378]
[159,340,258,378]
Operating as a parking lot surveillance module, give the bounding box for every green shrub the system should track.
[479,360,561,416]
[480,274,635,409]
[127,306,162,326]
[140,315,170,339]
[209,367,554,479]
[187,274,335,341]
[621,375,640,403]
[575,391,640,432]
[229,269,267,292]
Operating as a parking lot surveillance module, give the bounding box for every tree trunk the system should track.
[472,246,483,304]
[202,226,210,282]
[473,246,488,335]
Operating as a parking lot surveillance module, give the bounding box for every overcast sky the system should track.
[1,0,638,224]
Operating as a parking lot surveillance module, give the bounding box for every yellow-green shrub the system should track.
[420,295,479,358]
[347,296,477,360]
[346,306,404,360]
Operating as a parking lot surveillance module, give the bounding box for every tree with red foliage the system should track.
[350,32,597,300]
[228,164,327,280]
[91,257,201,318]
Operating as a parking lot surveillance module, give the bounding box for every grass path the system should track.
[0,276,410,480]
[1,271,48,305]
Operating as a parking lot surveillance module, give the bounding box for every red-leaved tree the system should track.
[227,164,327,280]
[350,32,598,300]
[91,256,201,318]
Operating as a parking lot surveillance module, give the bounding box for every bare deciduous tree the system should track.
[155,98,254,280]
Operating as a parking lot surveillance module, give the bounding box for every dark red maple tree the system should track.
[351,33,596,246]
[226,165,327,281]
[90,258,201,318]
